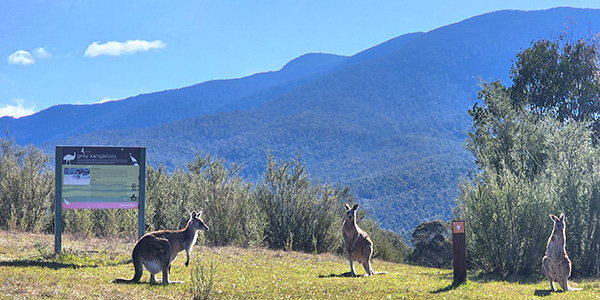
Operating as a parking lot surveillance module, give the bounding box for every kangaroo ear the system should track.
[192,211,197,218]
[197,211,202,217]
[345,203,350,210]
[550,214,557,221]
[559,213,564,221]
[352,204,359,210]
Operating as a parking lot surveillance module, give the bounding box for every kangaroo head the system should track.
[344,203,359,222]
[190,211,209,232]
[550,213,565,234]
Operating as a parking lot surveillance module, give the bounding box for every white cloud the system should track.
[7,50,35,65]
[33,47,51,59]
[85,39,167,57]
[0,99,36,118]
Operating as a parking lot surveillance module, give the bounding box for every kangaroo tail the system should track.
[112,244,144,283]
[111,278,134,284]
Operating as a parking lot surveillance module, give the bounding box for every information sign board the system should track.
[59,146,141,209]
[55,146,146,253]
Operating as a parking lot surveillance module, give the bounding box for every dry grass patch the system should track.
[1,231,600,299]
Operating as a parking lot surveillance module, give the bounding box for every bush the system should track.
[459,79,600,276]
[190,258,216,300]
[408,220,451,268]
[0,138,54,232]
[188,153,266,248]
[0,139,409,262]
[256,153,346,253]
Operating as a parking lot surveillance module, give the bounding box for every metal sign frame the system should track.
[54,146,146,253]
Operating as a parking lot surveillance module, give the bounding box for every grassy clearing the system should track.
[0,230,599,299]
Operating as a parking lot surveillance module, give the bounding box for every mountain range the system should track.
[4,7,600,236]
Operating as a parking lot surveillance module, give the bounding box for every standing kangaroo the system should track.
[541,213,580,291]
[342,203,385,277]
[113,211,209,284]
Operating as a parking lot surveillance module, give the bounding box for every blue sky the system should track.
[2,1,600,118]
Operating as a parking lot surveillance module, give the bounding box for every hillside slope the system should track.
[8,7,600,235]
[50,8,600,235]
[0,33,424,146]
[0,53,348,145]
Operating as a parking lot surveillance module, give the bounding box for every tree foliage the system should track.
[0,140,410,262]
[509,36,600,138]
[256,153,349,253]
[459,35,600,276]
[0,137,54,231]
[408,220,452,269]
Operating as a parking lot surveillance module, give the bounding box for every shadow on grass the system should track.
[533,289,553,297]
[430,271,555,296]
[111,279,185,285]
[318,271,359,278]
[0,259,96,270]
[469,271,542,284]
[430,281,465,294]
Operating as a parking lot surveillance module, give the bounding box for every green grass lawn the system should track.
[0,230,598,299]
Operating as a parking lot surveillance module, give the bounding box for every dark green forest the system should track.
[3,9,600,269]
[3,21,600,277]
[41,8,600,237]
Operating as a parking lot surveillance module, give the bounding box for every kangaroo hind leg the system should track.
[361,246,374,277]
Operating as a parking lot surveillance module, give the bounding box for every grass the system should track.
[1,230,600,299]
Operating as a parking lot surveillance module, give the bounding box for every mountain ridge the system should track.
[5,7,600,236]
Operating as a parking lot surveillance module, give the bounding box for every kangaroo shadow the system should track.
[533,289,553,297]
[430,281,464,294]
[0,259,95,270]
[318,271,360,278]
[111,280,176,285]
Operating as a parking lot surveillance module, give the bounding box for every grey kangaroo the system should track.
[541,213,581,291]
[341,203,385,277]
[113,211,209,284]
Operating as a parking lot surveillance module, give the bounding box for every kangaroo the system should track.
[342,203,385,277]
[541,213,581,292]
[112,211,209,284]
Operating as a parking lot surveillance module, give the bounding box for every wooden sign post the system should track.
[452,220,466,285]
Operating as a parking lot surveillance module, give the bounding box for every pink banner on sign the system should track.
[62,202,138,209]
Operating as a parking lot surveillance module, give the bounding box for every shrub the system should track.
[0,138,53,232]
[256,153,348,253]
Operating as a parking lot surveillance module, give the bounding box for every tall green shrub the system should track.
[0,138,409,262]
[0,137,53,232]
[459,80,600,276]
[256,153,346,253]
[188,153,266,247]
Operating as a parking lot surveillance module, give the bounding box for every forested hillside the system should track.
[0,53,349,145]
[5,7,600,236]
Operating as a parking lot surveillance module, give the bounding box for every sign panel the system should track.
[55,146,146,253]
[59,146,141,209]
[452,220,465,234]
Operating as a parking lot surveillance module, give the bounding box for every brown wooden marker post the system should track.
[452,220,466,285]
